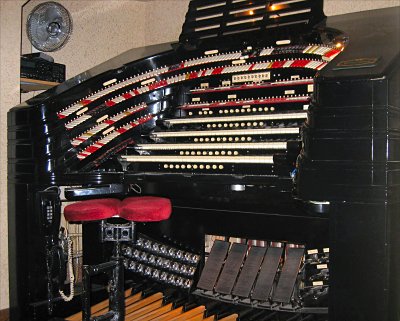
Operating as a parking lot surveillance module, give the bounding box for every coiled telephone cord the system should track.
[59,232,75,301]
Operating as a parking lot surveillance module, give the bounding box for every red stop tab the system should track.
[271,61,286,68]
[81,100,92,106]
[105,101,116,107]
[211,67,224,75]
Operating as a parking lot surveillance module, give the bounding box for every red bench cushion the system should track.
[64,198,120,222]
[121,196,172,222]
[64,197,172,222]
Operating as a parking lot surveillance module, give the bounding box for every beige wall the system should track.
[0,0,25,311]
[1,0,399,311]
[324,0,400,15]
[145,0,189,45]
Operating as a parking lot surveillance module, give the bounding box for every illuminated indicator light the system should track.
[336,42,343,48]
[205,49,219,55]
[103,78,117,87]
[232,59,246,65]
[249,10,254,15]
[102,126,115,135]
[96,115,108,123]
[76,107,88,115]
[276,39,291,45]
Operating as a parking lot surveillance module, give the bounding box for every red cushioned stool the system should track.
[64,196,171,321]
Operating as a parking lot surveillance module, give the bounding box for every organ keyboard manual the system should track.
[7,1,400,321]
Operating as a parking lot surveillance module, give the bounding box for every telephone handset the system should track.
[36,189,61,242]
[36,188,72,315]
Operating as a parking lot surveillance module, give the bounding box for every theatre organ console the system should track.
[7,1,400,320]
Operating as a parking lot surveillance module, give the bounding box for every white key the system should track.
[151,127,300,138]
[120,155,274,164]
[136,142,288,151]
[165,112,307,126]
